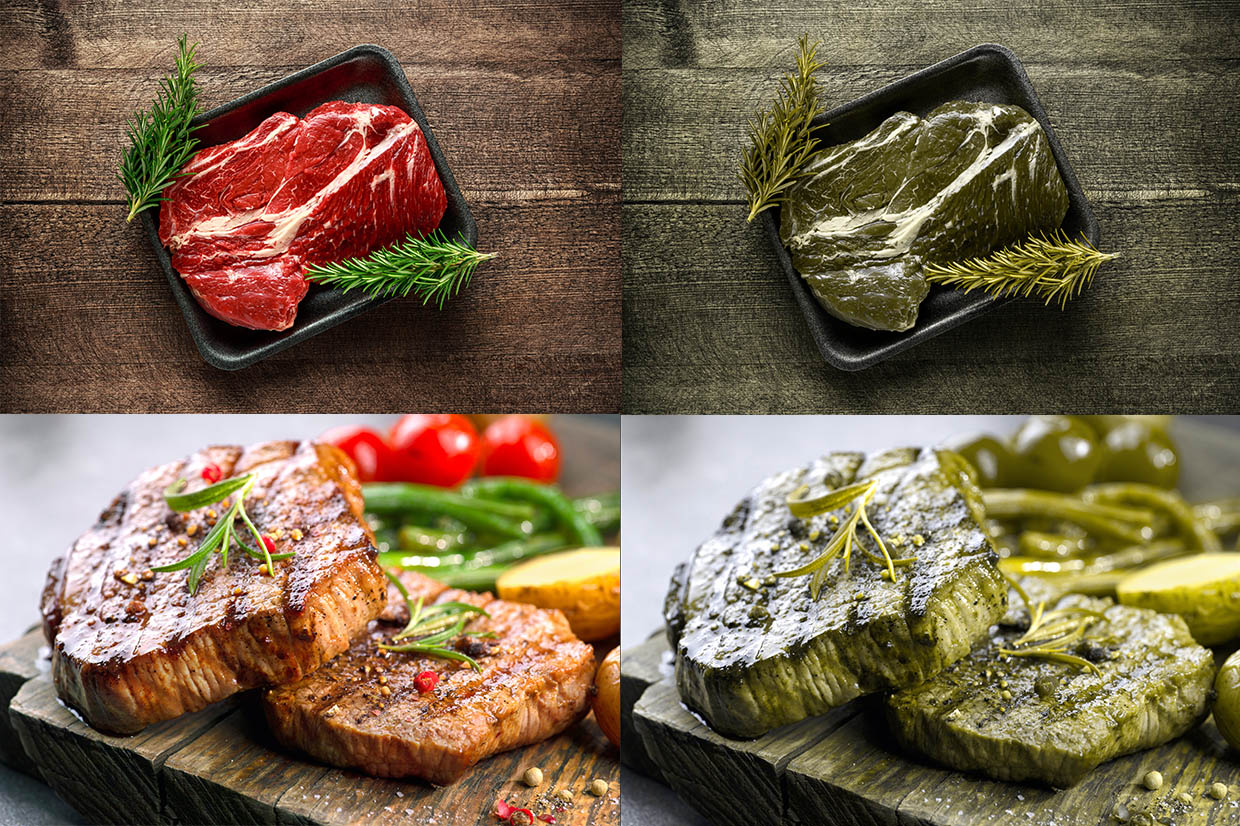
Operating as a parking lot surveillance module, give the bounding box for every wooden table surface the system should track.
[621,0,1240,413]
[0,1,620,413]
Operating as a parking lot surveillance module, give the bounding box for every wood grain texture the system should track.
[621,0,1240,412]
[0,0,620,412]
[0,629,45,778]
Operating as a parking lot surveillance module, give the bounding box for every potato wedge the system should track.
[496,547,619,641]
[1116,553,1240,645]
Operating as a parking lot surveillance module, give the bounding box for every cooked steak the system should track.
[886,596,1214,787]
[780,101,1069,331]
[262,572,596,785]
[158,101,447,330]
[40,441,387,734]
[665,447,1007,738]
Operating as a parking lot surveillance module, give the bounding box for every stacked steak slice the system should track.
[41,441,388,734]
[263,571,597,785]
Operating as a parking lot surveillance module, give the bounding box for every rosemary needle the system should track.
[924,230,1118,308]
[304,230,494,307]
[740,34,829,223]
[118,35,202,223]
[379,569,496,671]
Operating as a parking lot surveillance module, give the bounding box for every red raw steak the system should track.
[159,101,447,331]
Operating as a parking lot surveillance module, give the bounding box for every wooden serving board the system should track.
[0,416,621,825]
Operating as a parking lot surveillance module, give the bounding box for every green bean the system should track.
[397,525,466,554]
[575,493,620,535]
[983,489,1154,545]
[379,534,570,574]
[1017,531,1089,559]
[1082,483,1220,551]
[363,483,528,539]
[1194,498,1240,536]
[463,478,602,546]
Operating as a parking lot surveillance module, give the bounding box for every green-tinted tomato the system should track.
[942,433,1017,488]
[1095,421,1180,488]
[1078,415,1173,437]
[1008,415,1103,492]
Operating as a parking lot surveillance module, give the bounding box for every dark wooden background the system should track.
[0,0,620,413]
[622,0,1240,413]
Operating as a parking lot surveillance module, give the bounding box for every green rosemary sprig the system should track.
[379,569,497,671]
[999,573,1104,674]
[118,35,203,223]
[304,230,493,307]
[924,230,1119,308]
[775,478,906,597]
[153,473,294,594]
[740,35,829,223]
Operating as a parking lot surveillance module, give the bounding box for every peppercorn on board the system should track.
[624,420,1240,825]
[0,417,621,826]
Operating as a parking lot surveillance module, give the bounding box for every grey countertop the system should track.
[618,415,1240,825]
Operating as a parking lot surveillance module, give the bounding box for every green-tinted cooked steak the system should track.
[665,448,1007,738]
[779,101,1070,331]
[886,596,1214,787]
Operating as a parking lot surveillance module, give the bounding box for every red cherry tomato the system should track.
[320,425,402,483]
[481,416,561,483]
[388,415,480,487]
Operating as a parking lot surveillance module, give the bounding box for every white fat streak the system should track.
[795,117,1039,260]
[176,106,421,258]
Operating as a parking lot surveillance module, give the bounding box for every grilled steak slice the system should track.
[886,596,1214,787]
[665,447,1007,738]
[40,441,387,734]
[262,573,596,785]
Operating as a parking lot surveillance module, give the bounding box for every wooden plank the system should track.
[8,676,237,825]
[1,0,620,71]
[621,196,1240,413]
[618,633,671,780]
[0,198,621,413]
[0,65,619,202]
[621,0,1240,70]
[622,64,1240,201]
[0,629,45,777]
[632,678,858,825]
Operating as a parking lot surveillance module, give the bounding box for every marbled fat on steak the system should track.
[40,441,388,734]
[158,102,447,330]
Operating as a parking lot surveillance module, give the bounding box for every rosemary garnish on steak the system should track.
[303,230,494,308]
[153,472,294,594]
[118,35,202,223]
[379,569,497,671]
[774,478,906,597]
[999,574,1104,674]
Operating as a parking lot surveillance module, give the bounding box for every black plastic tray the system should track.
[760,43,1099,372]
[140,44,476,371]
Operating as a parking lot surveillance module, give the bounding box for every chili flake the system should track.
[415,671,439,693]
[201,463,222,484]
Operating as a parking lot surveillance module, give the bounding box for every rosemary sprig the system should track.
[775,478,904,597]
[740,35,830,223]
[999,573,1104,674]
[152,473,294,594]
[118,35,202,223]
[379,569,497,671]
[924,230,1119,309]
[304,230,493,308]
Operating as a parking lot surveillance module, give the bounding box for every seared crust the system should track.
[263,574,596,785]
[41,441,387,734]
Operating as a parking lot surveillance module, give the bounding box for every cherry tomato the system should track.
[320,425,402,483]
[481,416,561,482]
[388,414,480,487]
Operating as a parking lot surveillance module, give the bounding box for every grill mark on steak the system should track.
[41,441,387,734]
[263,572,596,785]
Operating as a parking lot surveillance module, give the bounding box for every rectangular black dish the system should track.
[139,44,476,371]
[760,43,1099,372]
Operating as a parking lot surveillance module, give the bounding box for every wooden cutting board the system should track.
[0,416,620,825]
[623,421,1240,826]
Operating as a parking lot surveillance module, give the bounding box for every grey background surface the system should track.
[619,415,1240,826]
[0,414,614,825]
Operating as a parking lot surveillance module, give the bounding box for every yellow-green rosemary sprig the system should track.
[739,35,829,223]
[924,230,1118,309]
[999,573,1105,674]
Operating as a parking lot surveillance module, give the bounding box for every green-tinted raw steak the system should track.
[665,448,1006,738]
[779,101,1070,331]
[886,596,1214,787]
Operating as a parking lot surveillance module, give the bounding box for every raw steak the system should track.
[263,572,596,784]
[158,101,447,331]
[780,101,1070,331]
[886,596,1214,786]
[665,447,1007,738]
[40,440,388,734]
